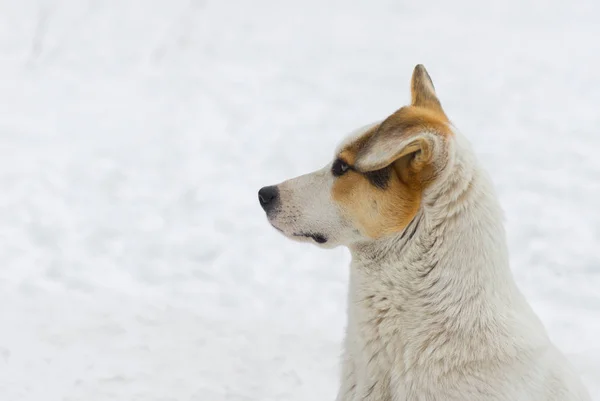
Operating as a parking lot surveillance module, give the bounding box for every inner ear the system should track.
[392,145,435,188]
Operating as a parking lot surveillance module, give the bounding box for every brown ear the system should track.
[355,130,434,173]
[354,66,451,181]
[355,127,445,188]
[354,104,451,188]
[410,64,445,116]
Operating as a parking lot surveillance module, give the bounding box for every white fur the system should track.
[336,130,590,400]
[263,125,591,400]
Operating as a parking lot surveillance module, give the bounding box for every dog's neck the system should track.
[347,133,546,372]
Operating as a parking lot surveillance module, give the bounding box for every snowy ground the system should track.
[0,0,599,400]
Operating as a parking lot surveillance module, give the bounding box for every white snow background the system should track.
[0,0,599,400]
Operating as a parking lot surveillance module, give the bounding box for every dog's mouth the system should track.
[269,223,328,244]
[293,232,328,244]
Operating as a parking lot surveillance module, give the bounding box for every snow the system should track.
[0,0,599,399]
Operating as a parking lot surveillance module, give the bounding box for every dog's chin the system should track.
[269,223,330,247]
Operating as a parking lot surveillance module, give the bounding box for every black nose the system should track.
[258,185,279,212]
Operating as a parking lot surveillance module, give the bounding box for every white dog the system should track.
[258,65,591,401]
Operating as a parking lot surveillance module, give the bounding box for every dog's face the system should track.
[259,65,453,248]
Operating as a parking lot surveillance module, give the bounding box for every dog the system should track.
[258,65,591,401]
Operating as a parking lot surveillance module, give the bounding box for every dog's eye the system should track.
[332,158,350,177]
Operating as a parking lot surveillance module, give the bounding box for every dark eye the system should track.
[332,158,350,176]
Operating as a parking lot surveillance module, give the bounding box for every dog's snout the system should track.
[258,185,279,212]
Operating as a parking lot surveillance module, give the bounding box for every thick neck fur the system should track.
[347,133,548,380]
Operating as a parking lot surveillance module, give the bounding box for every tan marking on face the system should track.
[331,105,451,239]
[331,165,421,239]
[337,149,356,166]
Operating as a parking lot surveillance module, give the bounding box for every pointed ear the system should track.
[410,64,445,115]
[352,66,451,181]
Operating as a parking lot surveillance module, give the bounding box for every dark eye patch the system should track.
[364,167,391,189]
[332,158,351,177]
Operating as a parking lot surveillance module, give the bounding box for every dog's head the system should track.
[258,65,453,248]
